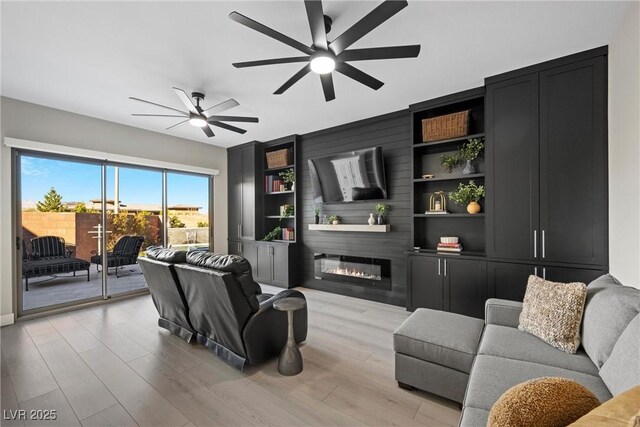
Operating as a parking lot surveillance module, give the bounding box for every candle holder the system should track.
[428,191,447,213]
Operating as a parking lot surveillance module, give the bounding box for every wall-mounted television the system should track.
[308,147,387,203]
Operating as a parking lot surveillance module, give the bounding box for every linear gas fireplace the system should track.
[314,253,391,290]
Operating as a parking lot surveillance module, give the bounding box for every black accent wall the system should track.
[297,111,412,306]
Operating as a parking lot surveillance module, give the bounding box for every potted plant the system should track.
[448,180,485,214]
[280,204,294,220]
[375,203,390,225]
[328,215,339,225]
[279,168,295,191]
[440,153,459,173]
[459,138,484,175]
[313,204,321,224]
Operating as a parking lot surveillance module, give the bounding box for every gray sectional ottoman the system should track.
[393,274,640,426]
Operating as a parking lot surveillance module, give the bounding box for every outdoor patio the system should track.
[22,263,148,311]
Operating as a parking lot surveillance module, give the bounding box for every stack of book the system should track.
[437,242,463,253]
[282,227,295,241]
[265,176,286,193]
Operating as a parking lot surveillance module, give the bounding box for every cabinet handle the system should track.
[542,230,546,259]
[533,230,537,258]
[444,259,447,277]
[543,267,546,280]
[438,259,441,276]
[534,267,538,277]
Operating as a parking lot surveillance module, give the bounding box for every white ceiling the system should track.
[1,1,631,148]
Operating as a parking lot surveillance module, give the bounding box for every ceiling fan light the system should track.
[189,115,207,128]
[310,54,336,74]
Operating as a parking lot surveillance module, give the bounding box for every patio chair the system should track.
[91,235,145,277]
[23,236,90,291]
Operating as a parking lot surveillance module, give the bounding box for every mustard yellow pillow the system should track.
[519,275,587,353]
[570,386,640,427]
[487,377,600,427]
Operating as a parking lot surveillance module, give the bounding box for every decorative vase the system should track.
[314,214,320,224]
[467,201,481,214]
[332,220,339,225]
[368,213,376,225]
[377,215,385,225]
[463,160,476,175]
[291,182,295,191]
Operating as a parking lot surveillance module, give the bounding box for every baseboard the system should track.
[1,313,15,326]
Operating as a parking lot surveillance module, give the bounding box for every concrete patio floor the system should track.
[22,263,148,311]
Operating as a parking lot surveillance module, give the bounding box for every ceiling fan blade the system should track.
[207,115,259,123]
[129,97,186,115]
[173,87,198,115]
[274,64,312,95]
[132,114,187,117]
[209,121,247,135]
[329,0,408,55]
[304,0,328,50]
[233,56,310,68]
[339,45,420,61]
[202,125,215,138]
[335,62,384,90]
[229,11,314,56]
[203,99,240,115]
[320,73,335,102]
[165,119,189,131]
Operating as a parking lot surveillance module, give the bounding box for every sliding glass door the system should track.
[16,150,214,316]
[18,154,103,312]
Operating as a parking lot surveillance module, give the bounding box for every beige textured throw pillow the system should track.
[519,275,587,354]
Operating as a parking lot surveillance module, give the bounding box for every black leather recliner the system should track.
[139,247,307,370]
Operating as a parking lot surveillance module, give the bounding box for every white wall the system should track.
[0,97,228,325]
[608,1,640,289]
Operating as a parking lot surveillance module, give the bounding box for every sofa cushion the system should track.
[464,355,612,411]
[599,313,640,396]
[393,309,484,373]
[145,246,187,264]
[518,275,587,353]
[479,324,599,376]
[458,407,489,427]
[581,274,640,368]
[186,251,260,311]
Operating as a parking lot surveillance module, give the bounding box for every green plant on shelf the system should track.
[280,204,294,221]
[459,137,485,161]
[313,204,321,216]
[375,203,390,216]
[278,168,295,184]
[440,153,460,173]
[448,180,486,206]
[328,215,339,224]
[263,226,282,241]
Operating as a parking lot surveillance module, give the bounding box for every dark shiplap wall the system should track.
[297,111,412,306]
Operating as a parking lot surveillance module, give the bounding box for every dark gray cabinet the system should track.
[254,242,297,288]
[407,253,486,318]
[227,142,262,241]
[488,261,607,303]
[486,50,607,269]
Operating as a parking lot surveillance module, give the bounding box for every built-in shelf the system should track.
[264,165,294,173]
[265,190,294,196]
[308,224,391,233]
[413,133,485,150]
[414,213,485,218]
[272,239,296,243]
[265,215,295,219]
[413,173,485,183]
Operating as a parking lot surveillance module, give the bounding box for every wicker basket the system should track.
[266,148,293,169]
[422,110,470,142]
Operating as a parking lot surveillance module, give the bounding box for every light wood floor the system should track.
[1,285,461,427]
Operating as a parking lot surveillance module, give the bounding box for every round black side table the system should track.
[273,297,306,376]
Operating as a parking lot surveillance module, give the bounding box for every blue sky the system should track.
[21,156,209,212]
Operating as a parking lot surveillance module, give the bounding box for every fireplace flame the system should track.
[322,267,381,281]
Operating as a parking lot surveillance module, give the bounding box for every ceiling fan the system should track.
[229,0,420,102]
[129,88,259,137]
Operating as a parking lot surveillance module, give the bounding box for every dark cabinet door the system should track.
[242,241,258,274]
[271,243,290,287]
[539,57,607,266]
[542,266,606,284]
[487,262,536,302]
[228,240,242,256]
[486,74,540,261]
[241,147,256,240]
[228,150,243,240]
[445,258,487,319]
[408,256,443,311]
[255,244,272,283]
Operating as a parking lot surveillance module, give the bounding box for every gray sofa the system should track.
[394,274,640,426]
